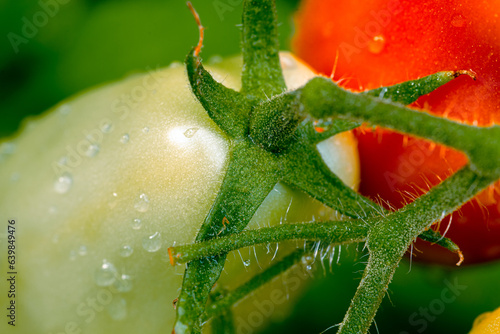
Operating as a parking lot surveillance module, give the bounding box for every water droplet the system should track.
[101,122,113,133]
[131,218,142,230]
[54,173,73,194]
[49,206,57,214]
[78,245,88,256]
[58,104,71,115]
[142,127,150,133]
[94,260,118,287]
[120,134,130,144]
[69,250,77,261]
[301,255,314,267]
[52,234,60,244]
[85,144,100,157]
[108,192,119,209]
[58,156,68,165]
[120,245,134,258]
[369,35,386,54]
[183,127,199,138]
[378,87,388,99]
[114,274,133,292]
[243,259,251,267]
[107,298,127,321]
[451,14,465,27]
[134,193,150,212]
[142,232,162,252]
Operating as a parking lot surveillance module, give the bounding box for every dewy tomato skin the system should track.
[293,0,500,264]
[0,53,359,333]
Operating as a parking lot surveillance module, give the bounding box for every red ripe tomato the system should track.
[292,0,500,265]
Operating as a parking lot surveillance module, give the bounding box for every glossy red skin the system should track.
[293,0,500,265]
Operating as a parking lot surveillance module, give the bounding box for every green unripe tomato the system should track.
[0,52,359,333]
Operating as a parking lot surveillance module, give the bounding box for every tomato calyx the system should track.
[172,1,500,334]
[177,3,370,331]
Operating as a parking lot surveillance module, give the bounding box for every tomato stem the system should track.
[339,166,494,334]
[177,1,500,333]
[202,249,306,323]
[168,221,368,265]
[300,76,500,177]
[240,0,286,100]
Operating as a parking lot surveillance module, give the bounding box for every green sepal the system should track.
[310,119,360,143]
[418,229,463,263]
[300,76,500,177]
[173,142,281,333]
[363,71,474,105]
[174,257,226,334]
[186,49,250,139]
[339,167,494,334]
[209,289,235,334]
[283,123,379,220]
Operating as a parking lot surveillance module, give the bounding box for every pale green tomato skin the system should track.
[0,53,358,333]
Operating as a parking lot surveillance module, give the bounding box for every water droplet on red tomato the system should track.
[451,14,466,27]
[368,35,385,54]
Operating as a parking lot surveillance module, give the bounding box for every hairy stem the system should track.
[203,249,306,322]
[300,77,500,177]
[338,167,495,333]
[169,221,369,265]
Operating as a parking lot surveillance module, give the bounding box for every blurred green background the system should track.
[0,0,299,137]
[1,0,499,333]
